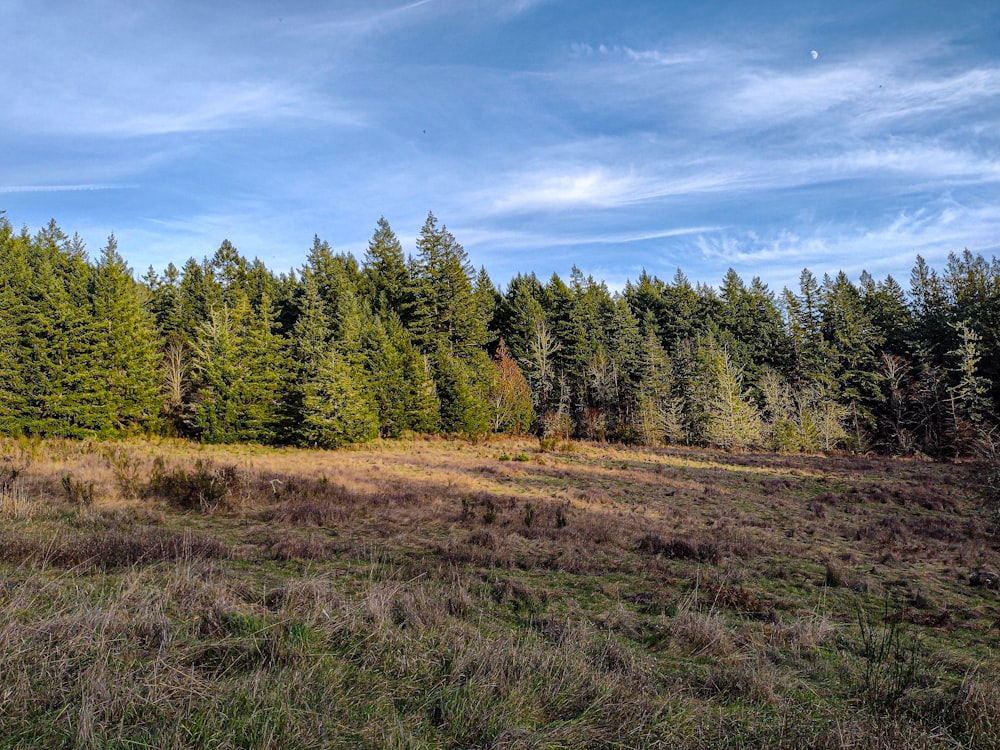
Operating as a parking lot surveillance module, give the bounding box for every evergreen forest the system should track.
[2,209,998,458]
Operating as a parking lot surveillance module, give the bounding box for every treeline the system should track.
[1,210,997,457]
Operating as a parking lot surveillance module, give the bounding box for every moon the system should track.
[811,50,819,60]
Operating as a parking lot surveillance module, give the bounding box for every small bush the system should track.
[104,446,144,499]
[637,533,720,563]
[852,599,921,713]
[523,502,535,527]
[148,458,239,512]
[61,473,95,506]
[538,436,558,453]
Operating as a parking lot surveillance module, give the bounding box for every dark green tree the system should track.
[362,216,412,320]
[409,213,488,356]
[91,235,162,433]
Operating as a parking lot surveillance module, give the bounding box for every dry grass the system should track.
[0,435,998,748]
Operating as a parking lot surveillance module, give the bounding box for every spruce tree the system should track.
[409,213,488,356]
[702,339,763,450]
[362,217,411,319]
[432,346,491,436]
[0,217,27,434]
[19,222,104,436]
[91,235,162,433]
[299,350,379,448]
[634,331,683,445]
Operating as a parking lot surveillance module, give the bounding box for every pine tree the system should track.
[178,257,224,343]
[432,346,491,436]
[91,235,163,433]
[819,271,884,445]
[278,271,332,444]
[18,222,105,436]
[299,350,379,448]
[634,331,683,445]
[409,213,488,356]
[362,216,411,319]
[702,339,763,450]
[358,314,440,437]
[211,239,249,306]
[392,321,442,434]
[0,217,27,434]
[190,295,283,444]
[190,306,241,442]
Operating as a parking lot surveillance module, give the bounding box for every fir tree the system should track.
[432,346,491,436]
[91,235,163,433]
[634,331,683,445]
[362,216,411,319]
[409,213,488,356]
[299,350,379,448]
[702,340,763,450]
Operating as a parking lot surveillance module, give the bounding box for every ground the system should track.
[0,435,998,748]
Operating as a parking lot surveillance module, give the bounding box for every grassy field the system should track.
[0,435,998,749]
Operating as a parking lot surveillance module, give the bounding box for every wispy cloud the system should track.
[8,79,357,138]
[0,183,132,194]
[692,200,1000,291]
[286,0,440,39]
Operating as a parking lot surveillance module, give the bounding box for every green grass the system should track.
[0,436,998,748]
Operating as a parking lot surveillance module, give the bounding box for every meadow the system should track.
[0,436,998,749]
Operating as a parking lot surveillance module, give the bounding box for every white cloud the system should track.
[690,200,1000,291]
[0,183,132,194]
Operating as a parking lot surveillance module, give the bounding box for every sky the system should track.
[1,0,998,293]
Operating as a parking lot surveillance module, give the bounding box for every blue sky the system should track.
[1,0,998,293]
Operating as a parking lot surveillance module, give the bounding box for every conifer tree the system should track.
[0,216,27,434]
[144,262,186,344]
[91,235,162,432]
[409,213,488,356]
[432,346,492,436]
[178,258,224,343]
[299,350,379,448]
[393,324,442,434]
[362,217,411,319]
[278,271,331,444]
[702,339,763,450]
[18,222,105,436]
[190,294,283,444]
[634,331,683,445]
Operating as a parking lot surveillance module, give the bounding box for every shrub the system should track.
[637,533,720,563]
[61,473,95,506]
[852,599,921,713]
[147,458,239,512]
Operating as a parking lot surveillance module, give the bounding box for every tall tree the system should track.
[91,235,162,433]
[0,216,27,434]
[634,331,683,445]
[702,339,763,450]
[362,216,411,320]
[409,213,488,356]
